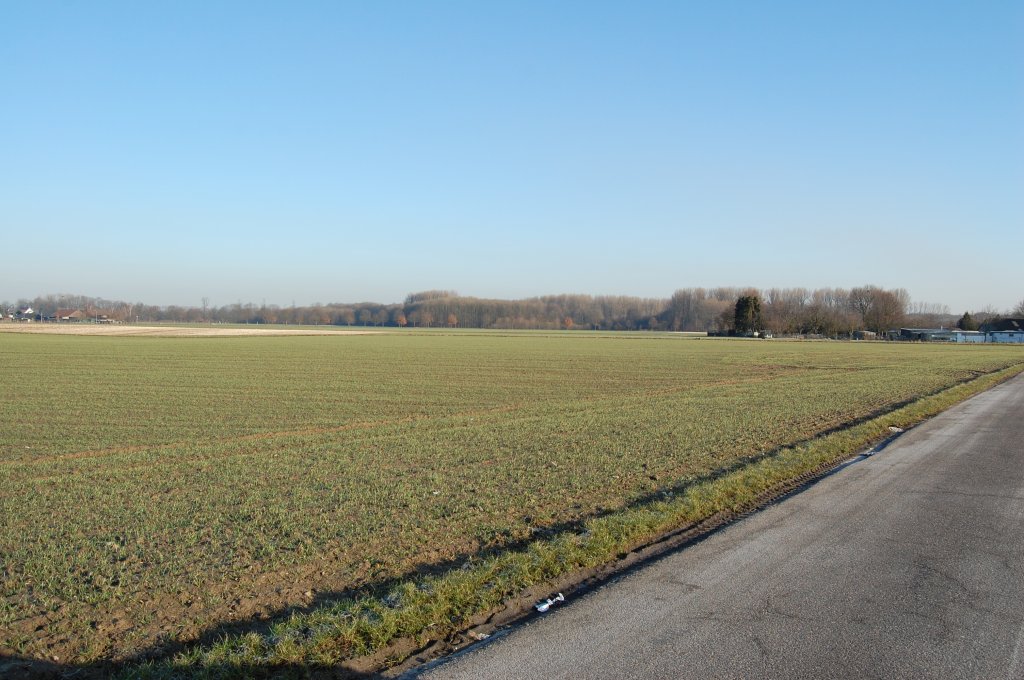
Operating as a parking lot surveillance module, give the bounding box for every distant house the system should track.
[15,307,34,322]
[853,330,877,340]
[55,309,85,322]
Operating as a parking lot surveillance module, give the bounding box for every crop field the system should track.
[1,329,1022,673]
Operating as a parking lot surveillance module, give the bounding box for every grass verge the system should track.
[124,363,1024,679]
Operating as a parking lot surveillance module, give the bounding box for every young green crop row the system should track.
[1,331,1021,666]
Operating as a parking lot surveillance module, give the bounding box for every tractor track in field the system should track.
[1,406,526,469]
[4,367,863,471]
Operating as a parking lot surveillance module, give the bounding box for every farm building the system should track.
[980,318,1024,343]
[898,328,954,341]
[897,327,1015,343]
[980,318,1024,333]
[948,331,985,343]
[853,330,877,340]
[55,309,85,322]
[987,330,1024,343]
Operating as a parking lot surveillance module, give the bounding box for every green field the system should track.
[1,330,1022,671]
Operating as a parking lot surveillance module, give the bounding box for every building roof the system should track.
[981,318,1024,333]
[55,308,84,318]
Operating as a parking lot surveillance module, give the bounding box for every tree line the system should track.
[5,288,1022,336]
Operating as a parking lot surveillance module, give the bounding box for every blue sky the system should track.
[2,1,1021,311]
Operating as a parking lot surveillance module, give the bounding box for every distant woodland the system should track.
[5,287,1022,336]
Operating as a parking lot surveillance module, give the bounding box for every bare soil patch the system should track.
[0,323,379,337]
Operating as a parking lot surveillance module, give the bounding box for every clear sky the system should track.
[2,1,1021,311]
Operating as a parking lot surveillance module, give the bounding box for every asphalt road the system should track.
[414,373,1024,679]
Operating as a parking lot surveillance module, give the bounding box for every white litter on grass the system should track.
[888,426,904,433]
[469,631,490,641]
[535,593,565,613]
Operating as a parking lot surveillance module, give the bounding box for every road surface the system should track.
[414,373,1024,679]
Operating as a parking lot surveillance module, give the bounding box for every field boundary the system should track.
[97,361,1024,680]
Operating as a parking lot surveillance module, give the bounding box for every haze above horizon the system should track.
[2,2,1021,312]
